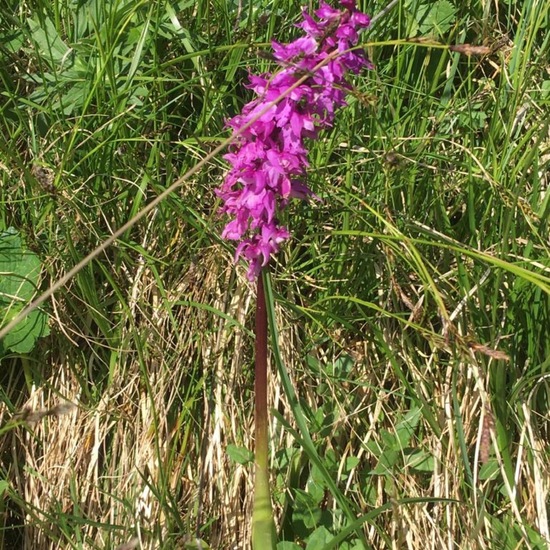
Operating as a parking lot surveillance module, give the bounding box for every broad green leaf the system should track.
[371,449,399,476]
[395,407,422,448]
[1,309,49,354]
[277,543,302,550]
[479,460,500,481]
[0,228,50,355]
[28,16,71,67]
[403,449,434,472]
[416,0,457,36]
[338,540,366,550]
[364,439,383,458]
[305,526,331,549]
[328,354,354,378]
[345,456,360,471]
[226,444,253,465]
[0,230,40,306]
[293,489,323,530]
[306,476,326,504]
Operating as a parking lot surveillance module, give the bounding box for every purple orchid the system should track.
[216,0,371,280]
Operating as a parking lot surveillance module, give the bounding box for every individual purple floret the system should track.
[216,0,371,280]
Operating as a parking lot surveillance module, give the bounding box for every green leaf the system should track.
[184,539,210,549]
[371,448,399,476]
[28,16,71,67]
[0,229,40,305]
[306,467,327,503]
[276,543,302,550]
[416,0,457,36]
[1,309,49,354]
[403,449,434,472]
[305,526,331,549]
[0,228,50,355]
[226,444,253,465]
[0,480,10,496]
[345,456,360,471]
[327,354,354,378]
[364,438,383,458]
[479,459,500,481]
[293,489,323,531]
[395,407,422,448]
[338,540,365,550]
[380,428,396,448]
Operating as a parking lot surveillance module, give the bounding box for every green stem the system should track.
[252,271,277,549]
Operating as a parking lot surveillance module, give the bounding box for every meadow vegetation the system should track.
[0,0,549,548]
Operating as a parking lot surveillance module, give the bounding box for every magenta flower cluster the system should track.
[216,1,371,280]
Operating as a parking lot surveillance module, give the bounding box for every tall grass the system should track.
[0,0,549,548]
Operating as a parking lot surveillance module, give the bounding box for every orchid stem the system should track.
[252,270,277,549]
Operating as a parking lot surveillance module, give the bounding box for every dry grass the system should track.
[1,0,548,547]
[2,258,548,548]
[1,247,252,548]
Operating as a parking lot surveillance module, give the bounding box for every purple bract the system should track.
[216,0,371,280]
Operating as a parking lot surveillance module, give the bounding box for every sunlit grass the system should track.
[0,0,549,548]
